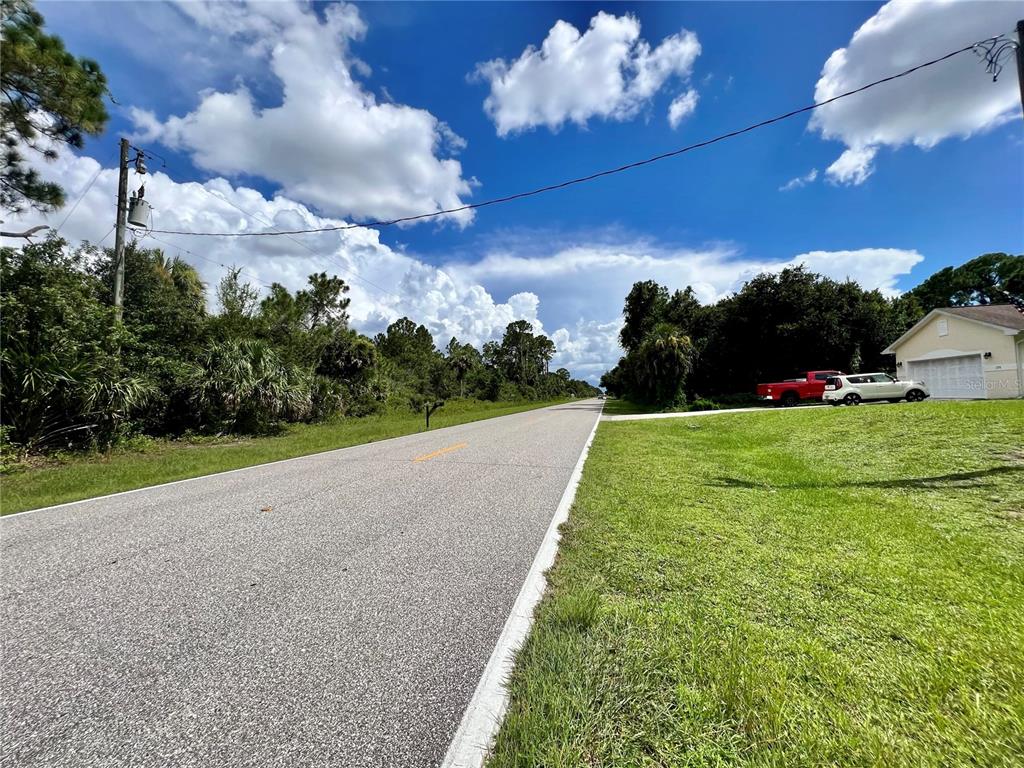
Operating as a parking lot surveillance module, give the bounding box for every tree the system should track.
[446,337,480,399]
[663,287,702,335]
[1,0,109,213]
[605,266,936,402]
[496,320,550,388]
[86,243,209,434]
[89,243,207,354]
[299,271,350,331]
[619,280,669,353]
[636,324,694,406]
[910,253,1023,311]
[0,238,151,449]
[318,329,377,382]
[374,317,440,397]
[0,229,593,454]
[215,268,259,338]
[188,339,316,434]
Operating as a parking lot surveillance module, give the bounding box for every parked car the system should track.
[756,370,844,407]
[823,373,929,405]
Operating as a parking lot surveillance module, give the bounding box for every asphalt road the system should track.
[1,399,603,768]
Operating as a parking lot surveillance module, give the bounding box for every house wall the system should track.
[892,313,1021,399]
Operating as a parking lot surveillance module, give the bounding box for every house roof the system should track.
[939,304,1024,331]
[883,304,1024,354]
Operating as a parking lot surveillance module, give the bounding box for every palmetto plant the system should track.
[0,340,153,451]
[189,339,315,433]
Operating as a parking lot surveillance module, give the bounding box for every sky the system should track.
[8,0,1024,383]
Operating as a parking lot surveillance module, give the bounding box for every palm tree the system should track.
[638,323,694,406]
[152,249,205,312]
[169,256,205,313]
[449,351,472,398]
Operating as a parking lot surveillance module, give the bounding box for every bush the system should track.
[188,339,313,434]
[708,392,762,409]
[688,397,721,412]
[309,375,344,422]
[1,240,154,450]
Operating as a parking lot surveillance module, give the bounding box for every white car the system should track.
[823,373,929,406]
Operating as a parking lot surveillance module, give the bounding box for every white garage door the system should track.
[907,355,984,399]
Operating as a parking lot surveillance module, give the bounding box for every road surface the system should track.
[1,400,603,768]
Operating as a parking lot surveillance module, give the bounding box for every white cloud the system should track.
[131,1,474,226]
[551,319,624,382]
[474,12,701,136]
[810,0,1020,185]
[825,147,877,186]
[3,147,608,380]
[668,89,699,128]
[7,147,925,385]
[449,240,923,378]
[459,240,921,304]
[779,168,818,191]
[781,248,923,296]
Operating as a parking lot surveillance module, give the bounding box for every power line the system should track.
[95,224,115,247]
[189,184,403,301]
[54,163,105,235]
[144,232,277,290]
[127,154,404,302]
[147,35,999,239]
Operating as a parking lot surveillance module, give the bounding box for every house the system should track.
[883,304,1024,399]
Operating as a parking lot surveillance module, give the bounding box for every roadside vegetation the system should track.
[601,255,1023,409]
[490,401,1024,767]
[0,397,568,515]
[602,394,764,417]
[0,3,596,497]
[0,239,596,511]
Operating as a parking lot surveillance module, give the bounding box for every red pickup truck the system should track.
[756,370,844,407]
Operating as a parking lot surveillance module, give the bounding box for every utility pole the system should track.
[112,137,130,323]
[1016,20,1024,121]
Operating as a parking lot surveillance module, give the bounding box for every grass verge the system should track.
[490,400,1024,767]
[0,399,567,515]
[600,397,663,416]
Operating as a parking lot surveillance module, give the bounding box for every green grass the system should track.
[0,399,567,515]
[490,400,1024,767]
[600,397,663,416]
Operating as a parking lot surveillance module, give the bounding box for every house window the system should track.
[937,318,948,337]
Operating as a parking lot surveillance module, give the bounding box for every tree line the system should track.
[0,239,597,452]
[601,252,1023,407]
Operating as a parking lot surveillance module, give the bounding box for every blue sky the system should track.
[20,1,1024,382]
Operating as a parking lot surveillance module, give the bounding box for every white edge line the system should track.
[1,401,571,521]
[440,400,604,768]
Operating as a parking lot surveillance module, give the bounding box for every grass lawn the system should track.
[0,398,567,515]
[490,400,1024,767]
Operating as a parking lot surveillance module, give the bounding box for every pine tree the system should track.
[1,0,109,213]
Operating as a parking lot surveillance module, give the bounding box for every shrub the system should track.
[688,397,721,412]
[1,240,153,450]
[188,339,312,434]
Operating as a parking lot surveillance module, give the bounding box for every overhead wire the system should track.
[144,231,277,290]
[189,183,402,301]
[54,163,105,235]
[127,152,404,302]
[145,34,1002,239]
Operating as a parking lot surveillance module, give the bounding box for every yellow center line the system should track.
[412,442,468,463]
